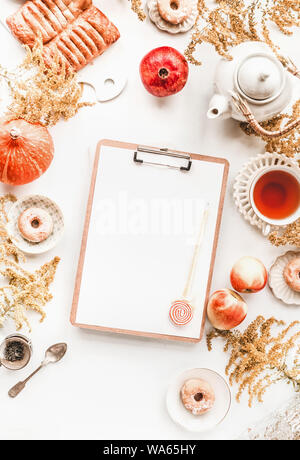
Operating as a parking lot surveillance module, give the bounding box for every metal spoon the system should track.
[8,343,67,398]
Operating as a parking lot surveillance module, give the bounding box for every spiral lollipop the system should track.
[169,205,209,327]
[169,300,193,326]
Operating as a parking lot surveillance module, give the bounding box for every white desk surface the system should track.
[0,0,299,441]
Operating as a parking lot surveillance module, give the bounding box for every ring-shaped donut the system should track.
[181,379,215,415]
[157,0,193,25]
[283,257,300,293]
[18,207,54,243]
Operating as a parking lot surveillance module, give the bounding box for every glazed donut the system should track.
[18,207,53,243]
[157,0,193,25]
[283,257,300,293]
[180,379,215,416]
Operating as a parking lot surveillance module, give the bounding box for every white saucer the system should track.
[269,251,300,305]
[6,194,64,255]
[233,153,299,235]
[166,368,231,432]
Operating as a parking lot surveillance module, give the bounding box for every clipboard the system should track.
[71,140,229,342]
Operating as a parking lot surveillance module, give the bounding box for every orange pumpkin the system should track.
[0,118,54,185]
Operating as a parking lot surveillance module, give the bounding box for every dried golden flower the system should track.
[0,37,93,126]
[207,316,300,407]
[130,0,146,21]
[184,1,299,66]
[0,194,60,331]
[268,218,300,247]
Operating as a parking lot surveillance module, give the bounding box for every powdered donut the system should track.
[18,207,53,243]
[181,379,215,415]
[283,257,300,293]
[157,0,193,25]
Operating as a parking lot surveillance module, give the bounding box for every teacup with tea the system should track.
[250,166,300,236]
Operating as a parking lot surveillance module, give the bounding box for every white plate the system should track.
[269,251,300,305]
[166,368,231,432]
[6,195,64,255]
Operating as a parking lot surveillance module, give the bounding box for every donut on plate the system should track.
[180,378,215,415]
[283,257,300,293]
[157,0,193,25]
[18,207,53,243]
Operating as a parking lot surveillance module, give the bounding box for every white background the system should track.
[0,0,299,440]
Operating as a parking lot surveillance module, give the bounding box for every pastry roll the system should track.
[6,2,120,73]
[6,0,90,46]
[43,6,120,72]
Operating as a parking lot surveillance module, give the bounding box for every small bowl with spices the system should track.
[0,334,32,371]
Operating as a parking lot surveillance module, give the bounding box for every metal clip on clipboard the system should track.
[134,146,192,172]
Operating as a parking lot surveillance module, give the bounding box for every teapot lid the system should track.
[236,54,284,102]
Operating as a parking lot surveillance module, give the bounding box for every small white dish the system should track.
[147,0,198,34]
[269,251,300,305]
[79,71,127,102]
[166,368,231,432]
[6,194,64,255]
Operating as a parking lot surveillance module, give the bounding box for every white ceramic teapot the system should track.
[207,41,293,124]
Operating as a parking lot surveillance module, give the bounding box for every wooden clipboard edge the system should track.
[70,139,229,343]
[199,152,229,341]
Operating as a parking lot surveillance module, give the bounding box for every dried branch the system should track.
[207,316,300,407]
[0,195,60,331]
[0,37,93,126]
[130,0,146,21]
[184,1,299,66]
[268,219,300,247]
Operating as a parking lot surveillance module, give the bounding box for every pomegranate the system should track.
[140,46,189,97]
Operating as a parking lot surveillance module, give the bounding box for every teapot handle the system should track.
[284,57,300,80]
[231,92,300,139]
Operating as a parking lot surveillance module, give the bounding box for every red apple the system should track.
[207,289,247,330]
[230,256,268,293]
[140,46,189,97]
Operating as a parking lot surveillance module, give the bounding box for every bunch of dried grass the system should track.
[207,316,300,407]
[184,0,299,66]
[130,0,146,21]
[268,218,300,247]
[0,195,60,331]
[0,37,93,126]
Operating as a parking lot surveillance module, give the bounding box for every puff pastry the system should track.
[6,1,120,72]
